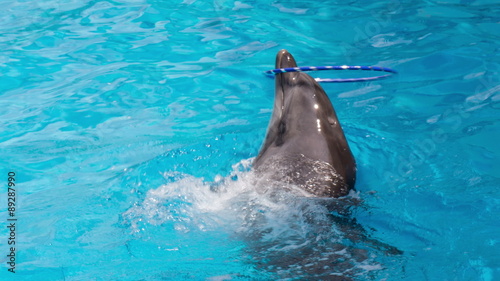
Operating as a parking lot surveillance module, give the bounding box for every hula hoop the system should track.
[264,65,397,83]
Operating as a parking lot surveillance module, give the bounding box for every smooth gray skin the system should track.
[254,49,356,198]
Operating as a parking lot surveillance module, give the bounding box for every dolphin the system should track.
[254,49,356,198]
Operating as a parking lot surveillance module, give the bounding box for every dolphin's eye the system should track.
[278,120,286,135]
[275,120,286,146]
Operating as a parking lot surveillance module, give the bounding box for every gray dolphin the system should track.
[254,49,356,198]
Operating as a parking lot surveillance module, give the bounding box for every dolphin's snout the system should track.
[276,49,297,69]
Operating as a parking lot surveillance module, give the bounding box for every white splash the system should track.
[122,158,386,279]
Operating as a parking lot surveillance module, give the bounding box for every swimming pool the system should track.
[0,0,498,280]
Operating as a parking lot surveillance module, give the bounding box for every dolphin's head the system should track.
[255,49,356,195]
[273,49,340,140]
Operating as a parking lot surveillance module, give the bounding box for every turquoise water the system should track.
[1,0,499,280]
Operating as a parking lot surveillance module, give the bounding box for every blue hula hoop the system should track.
[264,65,397,83]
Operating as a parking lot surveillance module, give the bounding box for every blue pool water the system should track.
[1,0,499,280]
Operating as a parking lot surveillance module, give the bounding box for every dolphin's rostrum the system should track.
[254,49,356,197]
